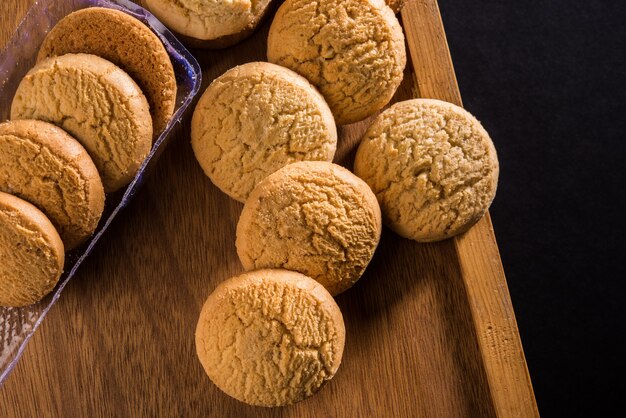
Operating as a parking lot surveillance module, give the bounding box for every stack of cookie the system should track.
[0,7,178,307]
[189,0,499,407]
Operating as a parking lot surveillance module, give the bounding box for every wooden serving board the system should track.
[0,1,538,416]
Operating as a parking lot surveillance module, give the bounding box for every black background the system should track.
[438,1,626,416]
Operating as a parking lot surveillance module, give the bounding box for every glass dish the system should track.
[0,0,201,384]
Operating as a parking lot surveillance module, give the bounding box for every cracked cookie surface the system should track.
[267,0,406,125]
[195,269,345,407]
[0,192,65,307]
[37,7,176,137]
[144,0,272,41]
[191,62,337,202]
[11,53,153,193]
[0,120,105,250]
[354,99,499,242]
[236,161,381,295]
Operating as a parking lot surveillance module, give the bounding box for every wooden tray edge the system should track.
[402,1,539,416]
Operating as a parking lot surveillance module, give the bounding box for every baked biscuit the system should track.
[0,192,65,307]
[267,0,406,125]
[195,269,345,406]
[37,7,177,137]
[11,53,153,192]
[236,161,382,295]
[354,99,499,242]
[143,0,274,48]
[0,120,104,250]
[191,62,337,202]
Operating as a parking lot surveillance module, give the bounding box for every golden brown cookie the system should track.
[0,191,65,307]
[143,0,274,48]
[0,120,105,250]
[267,0,406,125]
[191,62,337,203]
[195,269,345,406]
[11,53,153,193]
[37,7,176,137]
[386,0,407,13]
[354,99,499,242]
[236,161,382,295]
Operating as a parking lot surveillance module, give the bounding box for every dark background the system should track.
[438,1,626,416]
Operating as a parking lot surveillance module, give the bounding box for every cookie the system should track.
[267,0,406,125]
[37,7,177,137]
[354,99,499,242]
[0,192,65,307]
[386,0,407,14]
[236,161,382,296]
[195,269,345,406]
[142,0,274,48]
[0,120,105,250]
[11,53,153,193]
[191,62,337,203]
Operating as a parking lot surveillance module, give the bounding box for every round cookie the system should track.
[11,53,153,193]
[354,99,499,242]
[236,161,382,295]
[37,7,177,137]
[0,120,105,250]
[143,0,274,48]
[267,0,406,125]
[191,62,337,203]
[195,269,345,407]
[0,192,65,307]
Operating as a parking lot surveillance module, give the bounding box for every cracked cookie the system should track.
[267,0,406,125]
[354,99,499,242]
[236,161,381,295]
[195,269,345,406]
[191,62,337,203]
[0,191,64,307]
[11,53,153,193]
[0,120,104,250]
[37,7,177,137]
[142,0,274,48]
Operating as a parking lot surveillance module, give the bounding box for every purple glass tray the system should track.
[0,0,201,384]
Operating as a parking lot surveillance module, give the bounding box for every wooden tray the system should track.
[0,1,539,416]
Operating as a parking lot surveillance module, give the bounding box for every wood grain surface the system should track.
[0,0,538,416]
